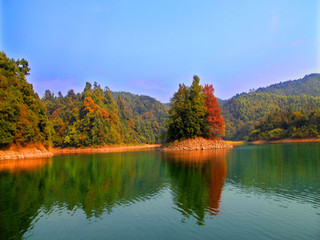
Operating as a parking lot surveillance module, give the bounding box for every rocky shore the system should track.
[161,137,233,151]
[0,144,160,160]
[0,146,53,160]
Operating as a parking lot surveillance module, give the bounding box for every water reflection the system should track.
[1,144,319,239]
[0,158,51,172]
[0,152,167,240]
[226,143,320,207]
[162,150,229,224]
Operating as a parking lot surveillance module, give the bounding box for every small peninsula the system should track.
[161,76,232,151]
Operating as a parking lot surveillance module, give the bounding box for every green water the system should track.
[0,143,319,239]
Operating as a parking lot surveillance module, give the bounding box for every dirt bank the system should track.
[53,144,160,155]
[0,144,160,160]
[0,145,53,160]
[161,137,232,151]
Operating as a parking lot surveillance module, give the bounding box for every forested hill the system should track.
[111,91,168,141]
[111,91,168,128]
[221,93,320,140]
[220,73,320,140]
[42,85,168,147]
[254,74,320,97]
[248,109,320,141]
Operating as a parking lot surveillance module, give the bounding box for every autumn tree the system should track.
[202,84,225,137]
[166,75,215,142]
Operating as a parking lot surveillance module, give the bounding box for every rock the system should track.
[160,137,233,151]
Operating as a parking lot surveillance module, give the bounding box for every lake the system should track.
[0,143,319,239]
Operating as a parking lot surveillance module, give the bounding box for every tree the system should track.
[202,84,225,137]
[166,83,189,141]
[166,76,220,142]
[0,52,51,147]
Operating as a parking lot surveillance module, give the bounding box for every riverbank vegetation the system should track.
[0,52,51,149]
[248,109,320,141]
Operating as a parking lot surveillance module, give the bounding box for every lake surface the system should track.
[0,143,319,240]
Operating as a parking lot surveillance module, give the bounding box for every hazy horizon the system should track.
[2,0,319,102]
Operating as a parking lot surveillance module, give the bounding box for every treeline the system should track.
[42,83,168,147]
[221,92,320,140]
[0,52,168,148]
[255,73,320,97]
[0,52,51,148]
[1,52,320,146]
[248,109,320,141]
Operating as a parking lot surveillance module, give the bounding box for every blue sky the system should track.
[1,0,319,102]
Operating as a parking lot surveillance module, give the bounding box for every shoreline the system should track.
[1,138,319,160]
[161,137,233,151]
[52,144,160,155]
[0,146,54,160]
[248,138,320,145]
[0,144,160,160]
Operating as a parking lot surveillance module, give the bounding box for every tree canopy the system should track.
[42,83,168,147]
[0,52,51,148]
[165,76,224,142]
[248,109,320,141]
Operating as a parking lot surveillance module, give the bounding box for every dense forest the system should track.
[220,73,320,140]
[42,84,168,147]
[221,93,320,140]
[1,52,320,147]
[248,109,320,141]
[0,52,51,148]
[165,76,224,142]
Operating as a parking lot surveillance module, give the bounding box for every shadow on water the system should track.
[162,149,230,225]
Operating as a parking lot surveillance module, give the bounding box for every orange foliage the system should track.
[127,118,135,128]
[84,97,110,120]
[202,84,225,137]
[84,97,96,113]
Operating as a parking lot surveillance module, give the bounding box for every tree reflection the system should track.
[0,152,166,240]
[0,158,51,172]
[162,150,229,225]
[226,143,320,205]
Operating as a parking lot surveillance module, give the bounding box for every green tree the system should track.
[0,52,51,147]
[166,75,210,142]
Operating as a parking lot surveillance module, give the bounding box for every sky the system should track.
[1,0,319,102]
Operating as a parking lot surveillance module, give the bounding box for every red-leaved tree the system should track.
[202,84,225,137]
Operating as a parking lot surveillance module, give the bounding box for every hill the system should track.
[221,93,320,140]
[220,74,320,140]
[248,109,320,141]
[111,91,168,143]
[42,85,168,147]
[255,74,320,97]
